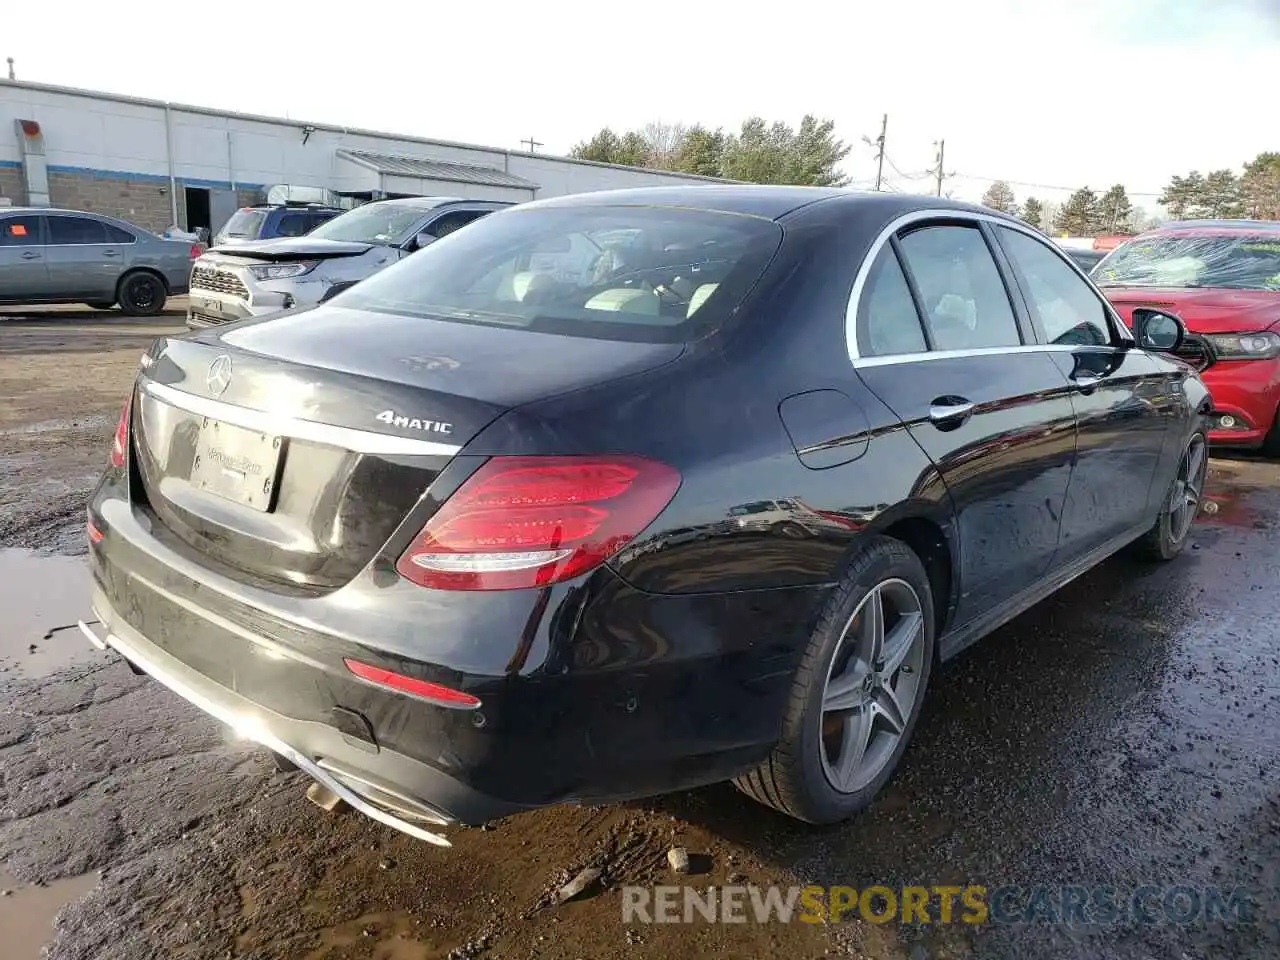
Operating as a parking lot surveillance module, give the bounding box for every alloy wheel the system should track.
[819,578,927,794]
[1167,434,1207,544]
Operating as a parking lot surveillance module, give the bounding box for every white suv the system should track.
[187,197,509,328]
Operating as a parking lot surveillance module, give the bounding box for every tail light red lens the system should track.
[109,396,131,468]
[343,658,480,708]
[189,243,205,259]
[396,455,680,591]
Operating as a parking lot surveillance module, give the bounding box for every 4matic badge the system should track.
[375,410,454,435]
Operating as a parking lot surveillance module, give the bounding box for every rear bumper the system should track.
[87,483,818,836]
[1200,358,1280,447]
[78,612,467,845]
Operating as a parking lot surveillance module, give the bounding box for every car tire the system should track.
[116,271,167,317]
[734,535,935,824]
[84,301,116,310]
[1137,430,1207,561]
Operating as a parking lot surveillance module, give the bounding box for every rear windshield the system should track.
[309,203,434,245]
[1095,234,1280,291]
[330,205,784,343]
[217,209,267,241]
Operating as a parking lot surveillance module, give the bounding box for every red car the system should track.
[1094,220,1280,455]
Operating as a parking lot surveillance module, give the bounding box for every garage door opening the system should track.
[184,187,211,241]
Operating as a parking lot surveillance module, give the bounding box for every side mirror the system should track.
[1132,308,1186,353]
[412,231,437,252]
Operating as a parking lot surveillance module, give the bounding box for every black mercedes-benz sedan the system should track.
[82,186,1210,845]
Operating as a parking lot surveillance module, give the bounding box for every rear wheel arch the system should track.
[830,506,955,645]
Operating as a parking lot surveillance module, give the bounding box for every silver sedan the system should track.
[0,208,197,315]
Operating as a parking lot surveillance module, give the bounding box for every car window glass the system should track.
[276,213,311,237]
[857,246,928,357]
[897,225,1021,351]
[47,215,108,245]
[309,212,338,230]
[103,223,136,243]
[427,210,488,239]
[998,227,1112,346]
[0,216,42,246]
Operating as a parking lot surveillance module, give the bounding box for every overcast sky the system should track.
[4,1,1277,209]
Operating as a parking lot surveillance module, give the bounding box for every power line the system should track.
[520,136,543,152]
[954,171,1164,198]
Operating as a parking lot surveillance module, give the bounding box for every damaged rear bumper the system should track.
[79,603,526,846]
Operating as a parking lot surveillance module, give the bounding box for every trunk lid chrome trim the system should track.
[141,379,463,457]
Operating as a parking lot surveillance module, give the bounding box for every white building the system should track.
[0,79,725,236]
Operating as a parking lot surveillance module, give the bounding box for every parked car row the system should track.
[83,186,1212,845]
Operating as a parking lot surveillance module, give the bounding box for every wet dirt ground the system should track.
[1,310,1278,959]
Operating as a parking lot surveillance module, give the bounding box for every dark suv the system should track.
[212,204,343,248]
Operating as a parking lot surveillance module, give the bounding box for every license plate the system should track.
[198,297,222,313]
[190,419,284,511]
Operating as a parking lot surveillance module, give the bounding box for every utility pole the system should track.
[521,136,543,153]
[862,115,888,191]
[6,58,14,81]
[931,139,951,197]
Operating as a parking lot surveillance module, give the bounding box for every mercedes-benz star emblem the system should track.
[206,355,233,397]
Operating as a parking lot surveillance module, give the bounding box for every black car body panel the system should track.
[86,186,1208,834]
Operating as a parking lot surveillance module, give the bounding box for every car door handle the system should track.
[1071,373,1104,392]
[928,397,976,427]
[102,249,120,257]
[21,251,40,260]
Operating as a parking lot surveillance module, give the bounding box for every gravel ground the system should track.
[1,309,1277,959]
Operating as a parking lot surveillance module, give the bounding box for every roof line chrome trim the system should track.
[141,380,463,457]
[844,208,1135,364]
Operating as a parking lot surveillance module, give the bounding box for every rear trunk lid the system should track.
[130,304,683,591]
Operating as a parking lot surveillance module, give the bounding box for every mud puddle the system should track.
[0,868,99,960]
[0,549,108,679]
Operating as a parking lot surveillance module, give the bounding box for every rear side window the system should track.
[333,206,784,343]
[857,247,927,357]
[104,223,137,243]
[47,215,107,245]
[0,215,41,246]
[275,212,311,237]
[897,225,1021,351]
[309,211,339,231]
[998,227,1112,346]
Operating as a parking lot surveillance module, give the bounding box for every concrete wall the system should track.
[0,80,725,229]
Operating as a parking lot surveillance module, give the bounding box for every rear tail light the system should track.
[396,455,680,591]
[86,511,104,545]
[189,243,205,258]
[109,396,131,468]
[343,658,480,708]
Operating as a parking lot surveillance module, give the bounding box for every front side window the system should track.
[332,205,783,344]
[998,227,1113,346]
[857,245,927,357]
[1094,233,1280,291]
[896,225,1021,351]
[0,215,42,247]
[47,215,108,245]
[275,212,311,237]
[309,203,439,246]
